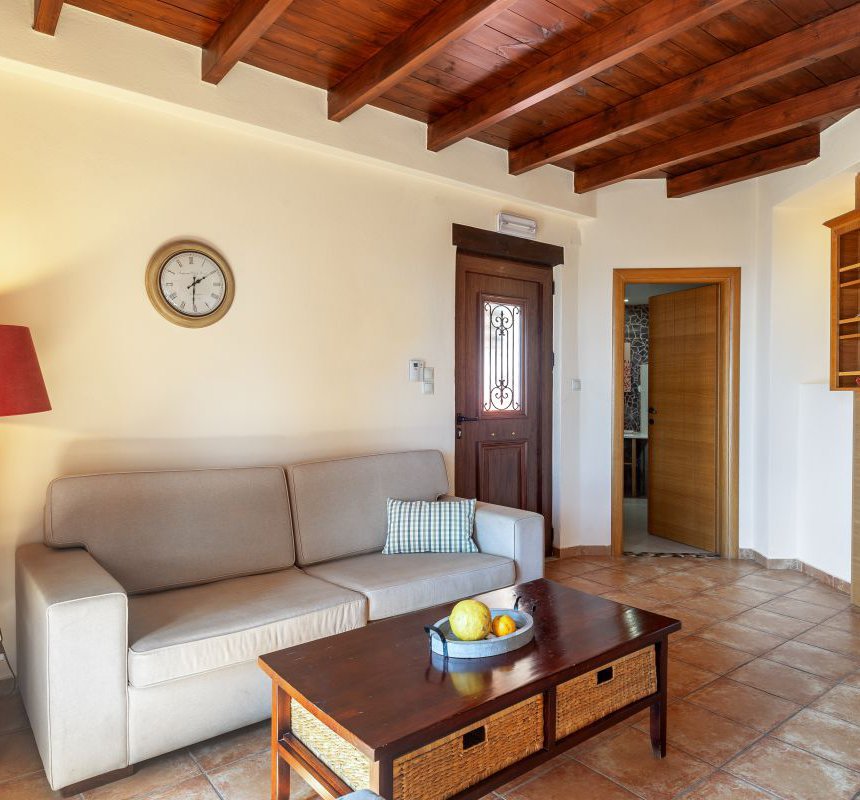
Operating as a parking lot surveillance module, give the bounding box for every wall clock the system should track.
[145,240,235,328]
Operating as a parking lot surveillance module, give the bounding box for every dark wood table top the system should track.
[259,578,680,759]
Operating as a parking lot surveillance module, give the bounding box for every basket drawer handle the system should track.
[596,666,614,685]
[462,726,486,750]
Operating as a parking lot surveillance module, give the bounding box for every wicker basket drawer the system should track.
[393,695,544,800]
[292,695,544,800]
[556,646,657,739]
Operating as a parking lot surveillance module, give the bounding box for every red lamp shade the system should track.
[0,326,51,416]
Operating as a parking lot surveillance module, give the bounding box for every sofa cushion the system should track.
[127,568,366,687]
[303,552,515,620]
[287,451,449,566]
[45,467,294,594]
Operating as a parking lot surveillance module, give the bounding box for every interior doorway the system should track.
[611,268,741,558]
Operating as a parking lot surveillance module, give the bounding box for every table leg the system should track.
[272,685,291,800]
[649,638,668,758]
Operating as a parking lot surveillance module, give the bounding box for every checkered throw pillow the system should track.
[382,498,478,554]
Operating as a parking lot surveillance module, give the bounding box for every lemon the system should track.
[449,599,492,641]
[492,614,517,637]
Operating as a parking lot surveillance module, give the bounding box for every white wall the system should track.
[754,171,858,579]
[566,180,759,548]
[0,66,578,668]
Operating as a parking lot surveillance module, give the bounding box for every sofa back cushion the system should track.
[287,451,449,566]
[45,466,294,594]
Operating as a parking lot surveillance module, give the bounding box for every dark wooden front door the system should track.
[455,251,553,551]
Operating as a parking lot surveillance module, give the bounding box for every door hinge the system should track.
[552,352,555,368]
[552,280,556,295]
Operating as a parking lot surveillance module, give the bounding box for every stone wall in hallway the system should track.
[624,304,649,431]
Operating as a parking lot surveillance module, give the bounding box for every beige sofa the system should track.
[15,450,544,792]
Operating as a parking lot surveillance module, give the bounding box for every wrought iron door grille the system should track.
[482,299,523,413]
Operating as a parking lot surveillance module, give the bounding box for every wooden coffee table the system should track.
[259,578,680,800]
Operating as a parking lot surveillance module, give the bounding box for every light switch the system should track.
[571,379,582,391]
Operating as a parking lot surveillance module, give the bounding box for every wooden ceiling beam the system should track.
[33,0,63,34]
[666,134,820,198]
[426,0,747,152]
[202,0,296,84]
[510,4,860,175]
[328,0,516,123]
[575,75,860,193]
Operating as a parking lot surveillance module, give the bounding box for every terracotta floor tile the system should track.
[650,605,717,638]
[667,658,720,699]
[798,625,860,659]
[209,753,314,800]
[0,692,29,736]
[0,771,70,800]
[189,722,268,772]
[764,640,858,680]
[686,678,800,732]
[754,569,814,587]
[584,569,648,589]
[774,708,860,772]
[82,752,201,800]
[822,608,860,635]
[493,758,556,795]
[144,775,220,800]
[727,658,833,704]
[575,727,713,799]
[677,595,748,620]
[784,586,851,611]
[632,582,692,603]
[652,573,720,592]
[612,562,678,580]
[733,574,795,595]
[726,737,860,800]
[811,684,860,726]
[671,637,754,674]
[0,729,43,783]
[680,771,775,799]
[596,591,668,613]
[565,725,630,759]
[843,672,860,689]
[696,621,784,656]
[703,585,776,607]
[631,700,760,766]
[506,759,639,800]
[731,608,814,638]
[556,575,612,595]
[758,597,840,624]
[546,560,601,578]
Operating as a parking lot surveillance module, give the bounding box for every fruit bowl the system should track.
[425,608,535,659]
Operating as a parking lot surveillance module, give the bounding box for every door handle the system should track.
[648,407,656,414]
[456,413,478,424]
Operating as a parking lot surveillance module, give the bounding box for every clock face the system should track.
[146,241,234,328]
[158,251,226,317]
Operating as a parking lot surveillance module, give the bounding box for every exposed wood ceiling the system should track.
[34,0,860,196]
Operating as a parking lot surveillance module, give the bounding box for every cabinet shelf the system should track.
[826,206,860,390]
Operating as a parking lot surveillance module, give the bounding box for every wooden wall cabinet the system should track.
[826,203,860,391]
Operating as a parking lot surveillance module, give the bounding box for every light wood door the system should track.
[648,285,719,552]
[455,253,552,550]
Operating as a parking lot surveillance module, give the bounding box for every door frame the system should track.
[453,224,563,555]
[611,267,741,558]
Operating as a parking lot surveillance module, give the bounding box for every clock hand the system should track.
[186,271,217,290]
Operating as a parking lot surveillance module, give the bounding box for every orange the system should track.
[492,614,517,637]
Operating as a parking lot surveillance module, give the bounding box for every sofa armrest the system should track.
[16,543,128,790]
[442,497,544,583]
